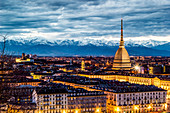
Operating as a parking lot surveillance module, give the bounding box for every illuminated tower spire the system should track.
[81,59,85,71]
[120,19,124,46]
[112,19,131,70]
[121,19,123,41]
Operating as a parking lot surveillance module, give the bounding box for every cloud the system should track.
[0,0,170,41]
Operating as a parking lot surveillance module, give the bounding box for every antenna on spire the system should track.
[121,18,123,41]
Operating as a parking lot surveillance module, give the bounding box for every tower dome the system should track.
[113,19,131,70]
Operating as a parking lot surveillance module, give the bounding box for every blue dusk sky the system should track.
[0,0,170,41]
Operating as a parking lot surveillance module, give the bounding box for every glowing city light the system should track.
[96,107,101,112]
[38,111,43,113]
[62,110,67,113]
[134,106,138,110]
[148,105,151,109]
[135,66,139,70]
[164,104,167,109]
[75,109,79,113]
[116,107,120,112]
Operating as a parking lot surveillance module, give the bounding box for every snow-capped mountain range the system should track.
[1,37,170,56]
[5,37,169,47]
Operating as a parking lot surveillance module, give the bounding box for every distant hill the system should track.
[151,42,170,51]
[2,38,170,56]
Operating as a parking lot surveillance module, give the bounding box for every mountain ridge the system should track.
[1,38,170,56]
[5,38,169,47]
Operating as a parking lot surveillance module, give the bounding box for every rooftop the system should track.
[91,80,166,93]
[53,75,166,93]
[35,83,105,96]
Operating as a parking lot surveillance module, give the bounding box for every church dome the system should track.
[113,46,131,68]
[114,47,130,62]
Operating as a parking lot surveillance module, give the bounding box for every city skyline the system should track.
[0,1,170,113]
[0,0,170,42]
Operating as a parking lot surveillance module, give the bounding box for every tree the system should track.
[0,34,7,70]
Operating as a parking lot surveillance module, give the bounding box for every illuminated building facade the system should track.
[0,78,41,87]
[32,85,107,113]
[76,74,170,99]
[106,91,167,113]
[15,58,34,63]
[32,87,68,113]
[91,81,167,113]
[16,53,34,63]
[67,90,106,113]
[113,19,131,70]
[81,59,85,71]
[31,72,53,80]
[53,75,167,113]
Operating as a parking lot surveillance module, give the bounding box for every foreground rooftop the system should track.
[54,75,166,93]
